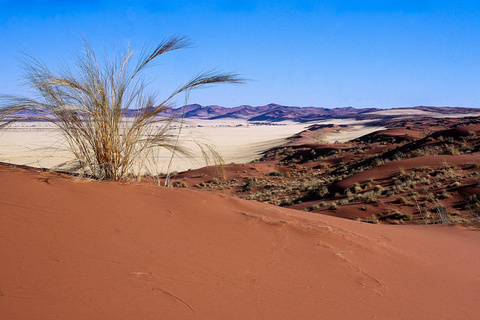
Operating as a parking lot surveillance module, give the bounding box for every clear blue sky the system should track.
[1,0,480,108]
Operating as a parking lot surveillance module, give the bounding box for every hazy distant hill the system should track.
[160,103,381,122]
[158,104,480,122]
[7,104,480,122]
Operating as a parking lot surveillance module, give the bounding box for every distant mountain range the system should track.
[136,104,480,122]
[8,104,480,123]
[150,103,379,122]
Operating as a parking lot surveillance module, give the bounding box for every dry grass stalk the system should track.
[0,37,243,181]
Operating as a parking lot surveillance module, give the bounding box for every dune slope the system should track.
[0,163,479,319]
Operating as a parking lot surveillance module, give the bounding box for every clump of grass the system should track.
[420,177,431,185]
[353,182,363,193]
[0,37,243,181]
[361,191,379,204]
[363,181,372,189]
[469,162,480,169]
[396,196,410,205]
[449,181,462,188]
[243,180,254,191]
[439,189,451,199]
[172,180,189,188]
[368,214,380,224]
[396,166,406,177]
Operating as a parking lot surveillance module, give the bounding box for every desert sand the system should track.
[0,163,479,319]
[369,108,480,118]
[2,115,480,319]
[311,125,385,143]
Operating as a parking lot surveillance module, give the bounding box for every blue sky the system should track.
[1,0,480,108]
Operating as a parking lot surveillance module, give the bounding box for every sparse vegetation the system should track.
[171,117,480,226]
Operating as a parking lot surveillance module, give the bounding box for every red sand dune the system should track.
[333,153,480,191]
[1,163,479,319]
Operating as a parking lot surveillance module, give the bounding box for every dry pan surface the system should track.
[0,163,479,319]
[0,120,306,173]
[0,119,376,173]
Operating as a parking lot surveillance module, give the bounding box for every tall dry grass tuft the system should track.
[0,37,243,181]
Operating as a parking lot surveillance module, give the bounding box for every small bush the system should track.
[396,167,406,177]
[243,181,254,191]
[396,196,409,205]
[172,180,189,188]
[0,37,243,181]
[449,181,462,188]
[439,189,451,199]
[445,145,461,155]
[269,171,284,177]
